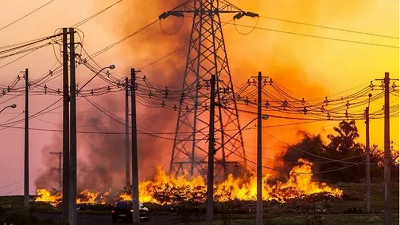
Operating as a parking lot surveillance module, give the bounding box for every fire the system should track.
[35,189,110,205]
[136,159,342,204]
[35,189,61,206]
[35,159,342,206]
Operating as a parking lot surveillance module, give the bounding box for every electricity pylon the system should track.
[161,0,258,178]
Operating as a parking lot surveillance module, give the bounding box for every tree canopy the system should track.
[279,120,398,182]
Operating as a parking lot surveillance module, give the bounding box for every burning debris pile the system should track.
[35,159,342,206]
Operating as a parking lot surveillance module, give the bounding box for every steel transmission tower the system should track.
[160,0,258,177]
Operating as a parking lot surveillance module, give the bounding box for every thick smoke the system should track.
[36,0,375,190]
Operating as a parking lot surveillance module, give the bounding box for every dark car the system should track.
[111,200,150,222]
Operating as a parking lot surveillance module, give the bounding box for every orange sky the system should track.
[0,0,398,194]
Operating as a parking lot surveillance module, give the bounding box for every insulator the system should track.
[161,101,165,107]
[2,90,5,95]
[91,90,94,95]
[17,75,20,80]
[324,96,329,105]
[173,104,177,111]
[282,100,288,107]
[303,106,307,114]
[57,89,61,94]
[263,78,268,84]
[7,86,11,92]
[346,101,350,109]
[148,91,152,98]
[301,98,305,105]
[107,86,111,91]
[265,101,269,108]
[143,75,146,81]
[269,78,273,85]
[321,105,325,112]
[49,70,53,76]
[327,113,331,120]
[392,82,397,90]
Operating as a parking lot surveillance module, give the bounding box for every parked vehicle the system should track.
[111,200,150,222]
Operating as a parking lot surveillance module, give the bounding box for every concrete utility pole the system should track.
[125,77,131,188]
[256,71,263,225]
[206,75,216,225]
[69,27,77,225]
[50,152,63,190]
[384,72,391,225]
[365,107,370,213]
[62,28,70,224]
[131,68,140,224]
[24,68,29,207]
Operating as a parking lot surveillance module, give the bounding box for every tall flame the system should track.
[35,159,342,206]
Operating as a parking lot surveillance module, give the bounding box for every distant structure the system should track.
[50,151,63,190]
[160,0,258,178]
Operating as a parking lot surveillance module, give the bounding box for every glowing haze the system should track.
[0,0,398,195]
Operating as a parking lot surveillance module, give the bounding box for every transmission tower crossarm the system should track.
[159,0,257,21]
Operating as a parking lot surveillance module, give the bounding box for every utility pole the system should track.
[365,107,370,213]
[384,72,391,225]
[69,27,77,225]
[131,68,140,224]
[50,152,63,190]
[206,75,216,225]
[125,77,131,189]
[256,71,263,225]
[24,68,29,207]
[61,27,70,224]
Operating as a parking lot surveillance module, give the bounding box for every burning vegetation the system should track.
[35,159,342,206]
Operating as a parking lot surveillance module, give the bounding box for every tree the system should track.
[279,120,396,183]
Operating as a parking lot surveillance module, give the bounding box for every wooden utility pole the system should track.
[365,107,371,213]
[61,27,70,224]
[256,71,263,225]
[131,69,140,224]
[206,75,216,225]
[384,72,391,225]
[24,68,29,207]
[69,27,77,225]
[66,27,77,225]
[125,77,131,188]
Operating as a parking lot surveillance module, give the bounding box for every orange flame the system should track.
[35,189,61,206]
[36,159,342,206]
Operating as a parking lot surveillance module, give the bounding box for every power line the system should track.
[90,19,159,58]
[259,15,399,39]
[228,22,399,49]
[0,0,55,32]
[73,0,123,27]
